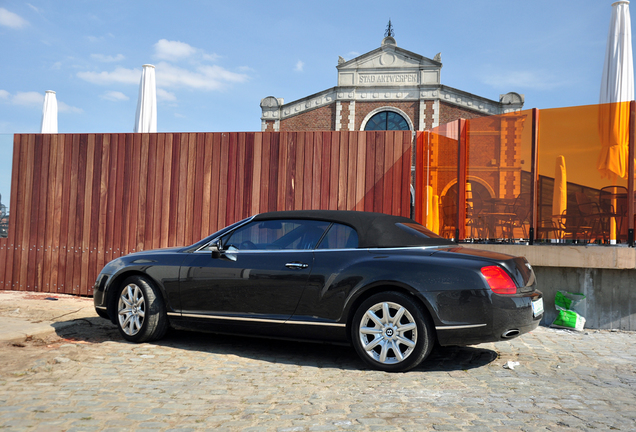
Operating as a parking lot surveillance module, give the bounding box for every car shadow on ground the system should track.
[55,319,498,372]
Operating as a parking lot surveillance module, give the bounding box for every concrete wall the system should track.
[534,267,636,330]
[466,245,636,331]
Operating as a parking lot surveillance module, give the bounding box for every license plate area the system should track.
[532,297,544,317]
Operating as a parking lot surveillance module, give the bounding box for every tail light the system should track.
[481,266,517,294]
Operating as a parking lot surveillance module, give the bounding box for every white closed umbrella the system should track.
[40,90,58,133]
[598,1,634,180]
[598,1,634,244]
[134,64,157,133]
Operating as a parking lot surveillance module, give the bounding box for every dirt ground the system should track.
[0,291,121,377]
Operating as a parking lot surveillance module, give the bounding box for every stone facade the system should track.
[261,36,524,133]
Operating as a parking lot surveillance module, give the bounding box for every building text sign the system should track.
[358,73,418,85]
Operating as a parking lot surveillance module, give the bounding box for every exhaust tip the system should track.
[501,329,520,339]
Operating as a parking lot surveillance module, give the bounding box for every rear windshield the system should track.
[396,222,444,239]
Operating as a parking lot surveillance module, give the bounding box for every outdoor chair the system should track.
[600,185,628,242]
[575,192,614,242]
[508,193,531,239]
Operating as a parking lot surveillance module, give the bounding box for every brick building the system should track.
[260,34,524,133]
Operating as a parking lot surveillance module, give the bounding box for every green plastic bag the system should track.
[551,309,586,331]
[554,291,585,312]
[551,291,586,331]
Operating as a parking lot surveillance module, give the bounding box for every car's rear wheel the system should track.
[351,292,434,372]
[116,275,168,343]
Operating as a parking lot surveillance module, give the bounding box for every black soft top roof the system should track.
[252,210,454,248]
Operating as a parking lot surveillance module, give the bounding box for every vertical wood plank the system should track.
[176,133,189,246]
[260,133,271,213]
[184,133,197,244]
[277,132,288,212]
[2,134,22,290]
[402,131,412,217]
[162,134,175,248]
[364,132,375,212]
[294,132,305,210]
[218,133,230,228]
[72,134,88,295]
[302,133,313,210]
[338,132,349,210]
[328,132,339,210]
[355,132,366,211]
[192,133,205,243]
[209,133,222,233]
[136,133,149,252]
[320,132,331,210]
[86,135,101,295]
[144,134,157,251]
[127,134,142,253]
[96,134,110,277]
[201,133,213,238]
[268,133,280,212]
[285,133,296,211]
[244,133,255,217]
[42,135,58,292]
[250,134,262,215]
[32,135,47,291]
[347,132,357,211]
[383,130,394,215]
[235,133,246,219]
[78,135,95,295]
[12,135,30,290]
[374,132,385,213]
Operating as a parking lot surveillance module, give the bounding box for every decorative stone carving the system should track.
[500,92,525,105]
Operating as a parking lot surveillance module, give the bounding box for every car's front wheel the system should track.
[116,275,168,343]
[351,292,435,372]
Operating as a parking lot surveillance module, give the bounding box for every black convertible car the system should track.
[93,210,543,372]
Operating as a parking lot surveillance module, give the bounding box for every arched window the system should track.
[364,111,410,131]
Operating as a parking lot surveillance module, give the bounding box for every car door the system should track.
[178,219,330,325]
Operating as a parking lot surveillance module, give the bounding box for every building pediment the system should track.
[337,39,442,87]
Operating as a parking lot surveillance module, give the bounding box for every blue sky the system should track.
[0,0,631,206]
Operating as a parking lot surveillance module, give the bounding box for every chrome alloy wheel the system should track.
[118,283,146,336]
[358,301,418,365]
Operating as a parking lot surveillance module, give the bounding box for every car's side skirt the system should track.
[172,312,346,328]
[435,324,487,330]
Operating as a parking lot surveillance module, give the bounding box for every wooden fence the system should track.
[0,131,413,295]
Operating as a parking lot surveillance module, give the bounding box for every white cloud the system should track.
[58,101,83,114]
[91,53,125,63]
[294,61,304,72]
[480,69,566,91]
[155,62,249,91]
[0,8,28,29]
[0,90,81,112]
[101,91,129,102]
[77,67,140,85]
[12,91,43,106]
[157,88,176,102]
[154,39,197,61]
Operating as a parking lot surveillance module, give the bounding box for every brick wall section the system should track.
[423,101,435,130]
[355,101,419,131]
[438,101,485,125]
[264,121,275,132]
[280,104,336,131]
[340,102,350,131]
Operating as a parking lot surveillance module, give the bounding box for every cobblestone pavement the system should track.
[0,318,635,432]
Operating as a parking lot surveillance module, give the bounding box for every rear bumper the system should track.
[435,290,543,346]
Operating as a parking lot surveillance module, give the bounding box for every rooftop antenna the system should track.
[385,19,395,38]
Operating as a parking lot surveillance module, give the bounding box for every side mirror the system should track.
[210,240,222,259]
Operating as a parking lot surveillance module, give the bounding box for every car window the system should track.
[316,223,358,249]
[396,222,444,239]
[223,219,330,251]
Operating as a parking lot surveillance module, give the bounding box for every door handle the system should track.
[285,262,309,269]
